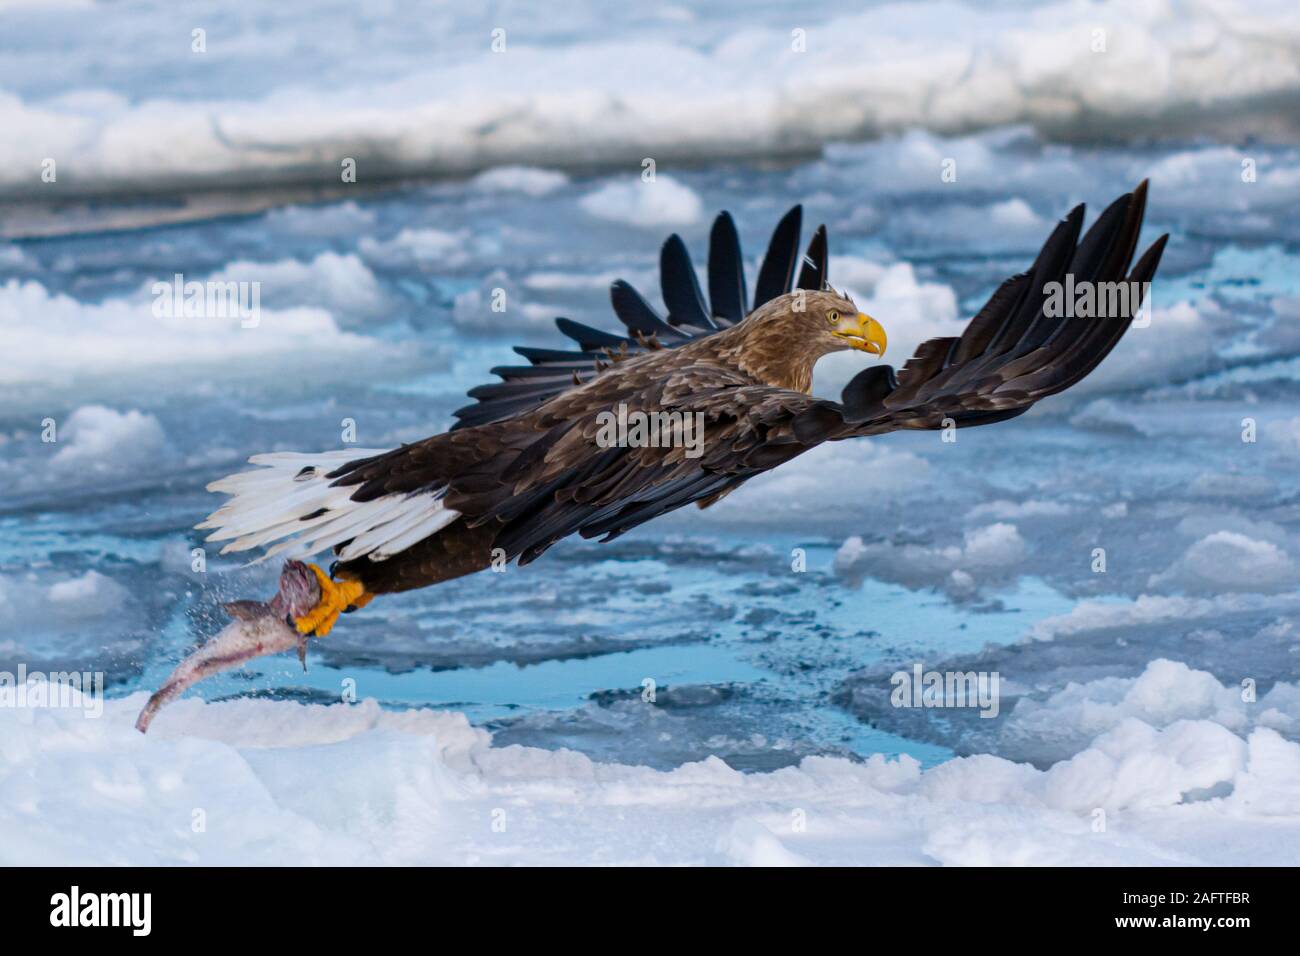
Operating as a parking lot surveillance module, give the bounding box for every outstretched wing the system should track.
[501,182,1167,553]
[451,362,825,563]
[328,184,1165,568]
[791,181,1168,442]
[451,206,828,430]
[526,183,1168,550]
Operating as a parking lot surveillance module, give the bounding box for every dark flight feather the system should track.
[660,234,715,330]
[796,225,828,291]
[708,211,748,324]
[753,205,802,307]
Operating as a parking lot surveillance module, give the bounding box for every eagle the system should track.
[199,182,1166,638]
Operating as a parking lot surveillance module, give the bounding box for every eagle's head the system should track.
[795,289,887,358]
[724,289,888,392]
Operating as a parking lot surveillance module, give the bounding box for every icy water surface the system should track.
[3,126,1300,771]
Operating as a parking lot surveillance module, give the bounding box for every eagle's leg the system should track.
[294,563,371,637]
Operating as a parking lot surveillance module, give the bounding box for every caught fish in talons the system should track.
[134,560,324,733]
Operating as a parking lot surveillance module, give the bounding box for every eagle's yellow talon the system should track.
[293,564,370,638]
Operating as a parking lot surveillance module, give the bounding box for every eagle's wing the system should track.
[517,182,1167,554]
[480,364,827,561]
[790,181,1168,442]
[452,206,825,429]
[334,183,1165,564]
[333,360,823,564]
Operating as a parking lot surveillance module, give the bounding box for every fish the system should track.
[134,559,321,733]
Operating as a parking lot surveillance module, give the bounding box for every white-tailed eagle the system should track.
[199,183,1166,638]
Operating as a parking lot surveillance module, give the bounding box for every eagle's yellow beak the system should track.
[833,313,887,357]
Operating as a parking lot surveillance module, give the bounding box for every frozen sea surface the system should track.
[2,0,1300,864]
[4,124,1300,785]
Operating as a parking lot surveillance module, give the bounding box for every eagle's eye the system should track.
[826,310,839,325]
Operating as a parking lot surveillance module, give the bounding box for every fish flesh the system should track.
[134,560,321,733]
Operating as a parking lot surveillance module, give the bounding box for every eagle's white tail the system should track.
[197,450,461,563]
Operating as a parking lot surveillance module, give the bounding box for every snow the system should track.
[450,269,557,332]
[0,243,29,269]
[359,228,470,270]
[44,571,130,617]
[470,166,570,197]
[579,175,703,228]
[0,278,381,389]
[4,1,1300,198]
[962,524,1028,568]
[1150,531,1299,594]
[209,251,388,322]
[1027,593,1300,643]
[263,201,376,236]
[2,670,1296,865]
[835,523,1028,599]
[1000,659,1300,761]
[967,500,1072,521]
[48,405,165,476]
[0,569,138,662]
